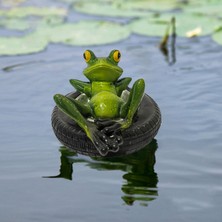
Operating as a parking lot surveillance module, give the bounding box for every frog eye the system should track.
[113,50,121,62]
[83,50,91,62]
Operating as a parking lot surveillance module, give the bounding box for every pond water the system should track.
[1,6,222,222]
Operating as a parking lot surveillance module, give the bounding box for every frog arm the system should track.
[115,77,132,96]
[69,79,91,97]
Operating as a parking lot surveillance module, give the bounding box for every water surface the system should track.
[0,20,222,222]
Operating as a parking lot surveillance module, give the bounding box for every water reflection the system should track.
[160,37,176,66]
[51,140,158,206]
[159,17,176,66]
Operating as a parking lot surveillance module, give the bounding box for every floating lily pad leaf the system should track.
[1,0,26,7]
[166,14,222,36]
[0,18,30,30]
[0,34,48,55]
[131,13,222,37]
[74,2,149,18]
[212,30,222,45]
[184,0,222,7]
[0,15,65,31]
[38,16,65,27]
[0,7,67,18]
[125,0,183,12]
[0,20,131,55]
[61,0,114,3]
[130,17,168,37]
[184,4,222,17]
[37,20,131,46]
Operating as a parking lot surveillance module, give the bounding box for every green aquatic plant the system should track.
[0,20,130,55]
[73,0,185,16]
[184,0,222,16]
[0,34,48,55]
[0,18,30,30]
[0,1,222,55]
[131,13,221,37]
[35,20,130,46]
[0,6,67,18]
[212,28,222,45]
[73,1,149,18]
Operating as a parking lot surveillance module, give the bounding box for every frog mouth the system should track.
[84,64,123,76]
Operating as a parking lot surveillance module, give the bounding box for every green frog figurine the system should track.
[54,50,145,156]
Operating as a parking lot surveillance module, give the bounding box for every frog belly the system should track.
[90,91,123,119]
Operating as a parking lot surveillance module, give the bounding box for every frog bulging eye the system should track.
[113,50,121,62]
[83,50,91,62]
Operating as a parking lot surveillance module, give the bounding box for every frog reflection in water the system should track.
[54,50,145,156]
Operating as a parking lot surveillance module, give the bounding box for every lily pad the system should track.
[74,2,149,18]
[1,0,26,7]
[37,20,131,46]
[184,0,222,7]
[212,30,222,45]
[184,4,222,17]
[0,7,67,18]
[0,18,30,30]
[130,17,168,37]
[73,0,183,16]
[37,16,65,27]
[131,13,222,37]
[165,14,222,36]
[61,0,109,2]
[0,34,48,55]
[0,20,130,55]
[125,0,184,12]
[0,15,65,31]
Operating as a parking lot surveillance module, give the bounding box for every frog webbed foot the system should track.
[95,119,123,144]
[91,128,120,156]
[91,131,110,156]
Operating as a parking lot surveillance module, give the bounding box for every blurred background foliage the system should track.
[0,0,222,55]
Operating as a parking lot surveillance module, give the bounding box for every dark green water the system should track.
[1,4,222,222]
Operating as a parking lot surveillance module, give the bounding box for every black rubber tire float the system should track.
[52,91,161,157]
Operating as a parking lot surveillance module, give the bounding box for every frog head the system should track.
[83,49,123,82]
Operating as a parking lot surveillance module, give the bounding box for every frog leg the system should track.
[54,94,119,156]
[69,79,91,97]
[120,78,145,129]
[54,94,91,128]
[115,77,132,96]
[69,96,91,117]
